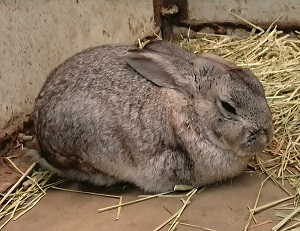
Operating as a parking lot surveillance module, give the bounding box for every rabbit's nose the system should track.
[248,131,258,143]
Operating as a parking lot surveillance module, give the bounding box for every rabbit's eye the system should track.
[221,101,237,115]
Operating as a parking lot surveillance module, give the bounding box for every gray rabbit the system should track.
[32,40,273,192]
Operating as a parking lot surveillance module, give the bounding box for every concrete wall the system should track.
[187,0,300,28]
[0,0,154,130]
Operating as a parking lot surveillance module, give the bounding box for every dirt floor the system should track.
[1,163,291,231]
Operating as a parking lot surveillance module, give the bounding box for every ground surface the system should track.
[1,164,290,231]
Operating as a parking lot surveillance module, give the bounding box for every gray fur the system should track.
[33,40,274,192]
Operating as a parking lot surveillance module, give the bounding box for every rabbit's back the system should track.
[34,45,174,178]
[37,45,151,104]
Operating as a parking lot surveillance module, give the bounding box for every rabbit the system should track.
[32,40,274,193]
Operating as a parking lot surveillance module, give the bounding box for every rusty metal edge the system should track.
[153,0,188,40]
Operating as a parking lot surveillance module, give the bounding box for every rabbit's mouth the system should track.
[239,129,272,155]
[221,131,272,157]
[207,123,273,157]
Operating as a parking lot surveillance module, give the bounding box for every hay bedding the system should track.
[0,16,300,231]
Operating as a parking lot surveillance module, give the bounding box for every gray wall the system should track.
[187,0,300,28]
[0,0,154,130]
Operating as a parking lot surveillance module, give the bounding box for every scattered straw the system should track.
[153,209,180,231]
[178,222,216,231]
[98,190,176,213]
[250,195,295,214]
[272,206,300,231]
[51,186,120,199]
[13,193,45,221]
[244,176,271,230]
[0,200,20,230]
[230,12,264,33]
[153,188,210,231]
[280,221,300,231]
[0,159,63,230]
[115,196,122,220]
[275,211,300,222]
[248,219,272,230]
[167,189,198,231]
[51,186,122,221]
[0,162,37,206]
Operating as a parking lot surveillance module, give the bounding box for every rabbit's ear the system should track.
[143,40,197,60]
[198,53,237,69]
[125,49,192,95]
[191,53,237,77]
